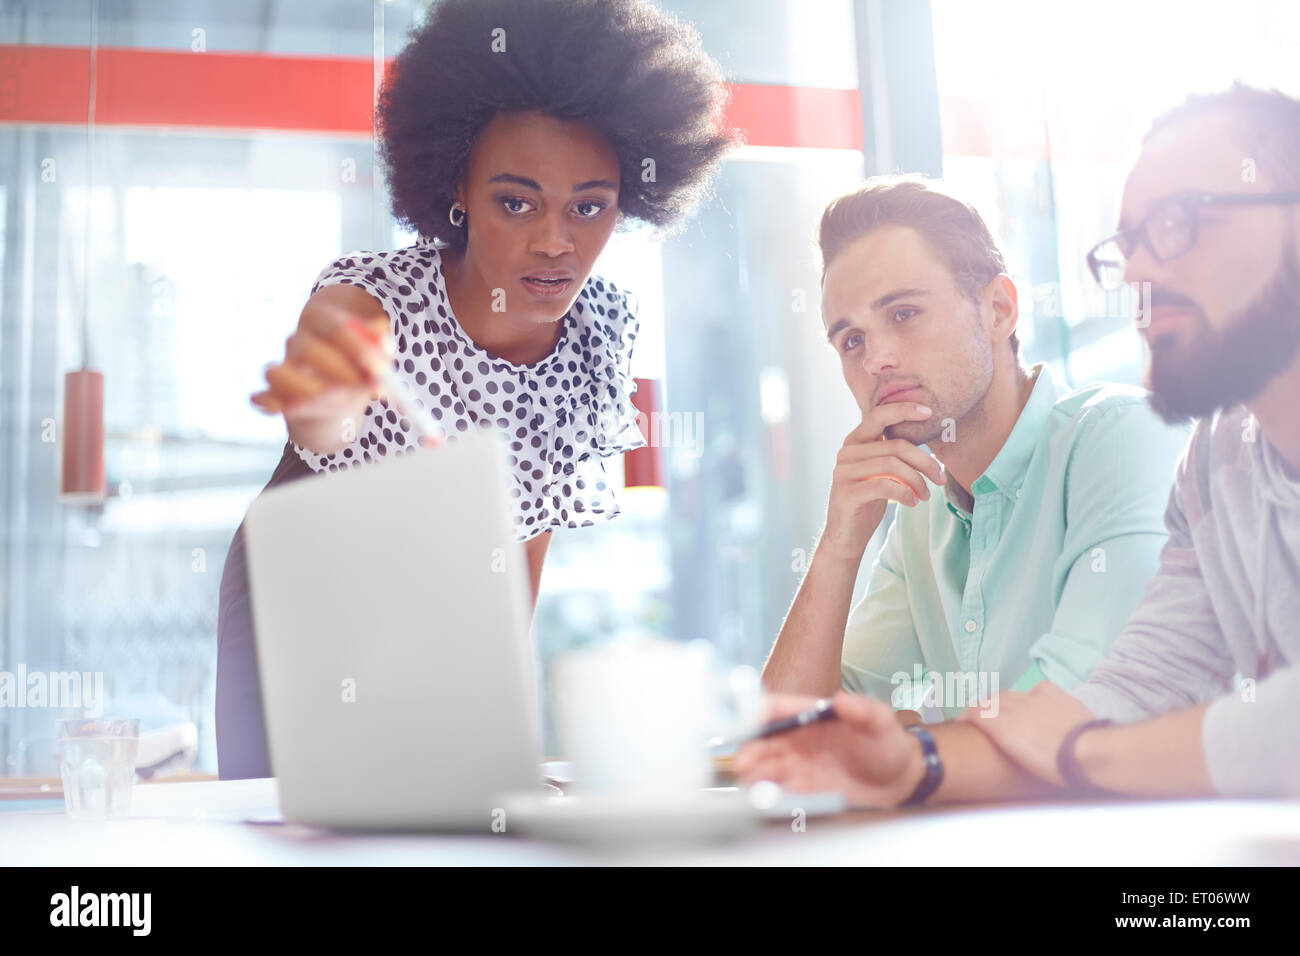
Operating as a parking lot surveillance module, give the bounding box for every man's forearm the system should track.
[1076,706,1215,797]
[926,722,1061,804]
[762,542,864,696]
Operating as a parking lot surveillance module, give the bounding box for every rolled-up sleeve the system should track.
[1018,403,1189,691]
[1202,665,1300,796]
[841,517,925,705]
[1042,406,1299,796]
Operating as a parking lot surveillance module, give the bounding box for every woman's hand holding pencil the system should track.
[250,285,446,453]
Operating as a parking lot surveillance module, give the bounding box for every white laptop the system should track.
[243,428,544,830]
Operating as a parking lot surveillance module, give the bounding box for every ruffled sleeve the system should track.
[574,280,646,458]
[511,280,647,538]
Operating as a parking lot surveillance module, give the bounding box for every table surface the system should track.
[3,779,1299,865]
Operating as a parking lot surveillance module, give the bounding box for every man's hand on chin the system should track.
[957,681,1096,786]
[733,691,926,808]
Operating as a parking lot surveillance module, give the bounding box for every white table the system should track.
[3,779,1299,865]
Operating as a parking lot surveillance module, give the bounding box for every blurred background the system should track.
[3,0,1298,773]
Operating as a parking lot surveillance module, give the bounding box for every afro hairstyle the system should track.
[376,0,739,248]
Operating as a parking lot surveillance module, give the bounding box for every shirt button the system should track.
[965,619,978,633]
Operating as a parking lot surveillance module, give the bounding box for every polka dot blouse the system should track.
[291,238,647,542]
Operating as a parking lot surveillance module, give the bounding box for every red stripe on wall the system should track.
[0,46,377,134]
[0,45,863,149]
[726,83,862,150]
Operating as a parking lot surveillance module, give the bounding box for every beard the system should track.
[884,367,993,447]
[1146,252,1300,424]
[884,324,995,446]
[886,408,956,446]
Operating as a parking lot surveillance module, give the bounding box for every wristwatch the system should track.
[899,724,944,807]
[1055,718,1114,794]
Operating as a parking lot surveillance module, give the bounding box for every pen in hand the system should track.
[754,696,839,739]
[709,697,839,753]
[348,317,447,447]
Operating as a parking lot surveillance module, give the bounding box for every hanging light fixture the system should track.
[60,0,105,503]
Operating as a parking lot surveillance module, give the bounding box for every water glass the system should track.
[56,718,139,819]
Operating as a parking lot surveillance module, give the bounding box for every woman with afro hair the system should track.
[217,0,736,779]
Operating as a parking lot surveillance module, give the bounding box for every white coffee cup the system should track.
[553,637,761,798]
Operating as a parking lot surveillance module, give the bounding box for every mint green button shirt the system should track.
[840,363,1192,716]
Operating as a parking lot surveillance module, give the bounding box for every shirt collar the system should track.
[968,362,1067,499]
[944,471,974,527]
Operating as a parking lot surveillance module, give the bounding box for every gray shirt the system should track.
[1073,407,1300,796]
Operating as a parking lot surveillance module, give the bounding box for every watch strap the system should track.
[900,724,944,807]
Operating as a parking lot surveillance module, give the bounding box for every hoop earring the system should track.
[448,202,466,228]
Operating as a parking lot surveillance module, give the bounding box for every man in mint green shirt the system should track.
[763,177,1189,716]
[842,361,1186,715]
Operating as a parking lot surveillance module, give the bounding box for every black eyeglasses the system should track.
[1086,191,1300,290]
